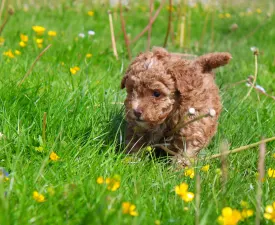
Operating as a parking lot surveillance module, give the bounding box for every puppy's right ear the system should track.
[121,75,128,89]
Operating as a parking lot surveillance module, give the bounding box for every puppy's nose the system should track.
[133,109,142,118]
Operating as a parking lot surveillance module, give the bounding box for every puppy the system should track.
[121,47,231,165]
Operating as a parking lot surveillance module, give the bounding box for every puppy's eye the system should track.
[153,91,161,98]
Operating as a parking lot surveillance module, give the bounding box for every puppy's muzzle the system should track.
[133,109,142,119]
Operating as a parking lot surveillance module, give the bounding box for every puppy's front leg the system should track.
[124,124,148,154]
[170,136,204,166]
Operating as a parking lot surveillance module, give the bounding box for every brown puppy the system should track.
[121,47,231,165]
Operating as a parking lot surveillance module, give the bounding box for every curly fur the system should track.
[121,47,231,165]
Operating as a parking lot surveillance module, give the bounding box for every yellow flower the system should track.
[34,146,44,152]
[145,146,153,152]
[239,200,254,220]
[37,44,43,48]
[23,4,29,12]
[122,202,138,216]
[70,66,80,75]
[140,6,147,12]
[47,186,55,196]
[241,209,254,220]
[239,12,245,17]
[184,168,195,179]
[217,207,242,225]
[175,182,194,202]
[272,153,275,159]
[96,176,104,184]
[20,34,28,42]
[33,191,46,202]
[15,50,21,55]
[256,8,262,14]
[264,202,275,222]
[36,38,43,44]
[155,220,161,225]
[105,175,120,191]
[87,11,94,16]
[48,30,57,37]
[166,5,175,12]
[225,13,231,18]
[19,41,27,47]
[86,53,92,58]
[122,156,136,164]
[240,200,249,208]
[3,50,15,58]
[215,168,222,176]
[0,171,9,182]
[0,36,4,46]
[32,25,46,35]
[50,152,60,161]
[201,164,210,172]
[268,168,275,178]
[219,13,225,19]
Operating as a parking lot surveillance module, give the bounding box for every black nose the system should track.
[133,109,142,118]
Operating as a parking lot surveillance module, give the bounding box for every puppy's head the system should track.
[121,48,177,128]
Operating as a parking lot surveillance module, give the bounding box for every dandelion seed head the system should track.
[78,33,85,38]
[255,85,266,93]
[188,108,196,115]
[88,30,95,36]
[209,109,216,117]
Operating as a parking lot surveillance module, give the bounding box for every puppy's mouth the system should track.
[135,120,149,129]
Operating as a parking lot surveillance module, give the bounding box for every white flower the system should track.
[255,85,266,93]
[188,108,196,115]
[110,0,128,6]
[209,109,216,117]
[250,46,258,52]
[88,30,95,36]
[78,33,85,38]
[23,4,29,11]
[0,132,3,140]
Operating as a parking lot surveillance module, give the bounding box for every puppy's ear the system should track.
[152,46,169,59]
[121,75,128,89]
[195,52,232,72]
[167,61,198,95]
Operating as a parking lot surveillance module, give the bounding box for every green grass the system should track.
[1,1,275,224]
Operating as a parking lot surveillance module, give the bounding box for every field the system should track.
[1,0,275,224]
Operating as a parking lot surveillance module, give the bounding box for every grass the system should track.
[0,1,275,224]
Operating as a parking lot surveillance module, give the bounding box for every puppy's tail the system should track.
[195,52,232,72]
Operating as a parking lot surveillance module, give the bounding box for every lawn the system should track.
[0,1,275,224]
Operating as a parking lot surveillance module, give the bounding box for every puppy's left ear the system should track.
[121,75,128,89]
[195,52,232,72]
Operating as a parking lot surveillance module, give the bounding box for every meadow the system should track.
[0,0,275,224]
